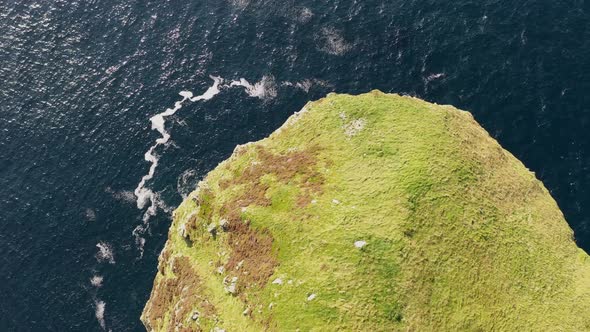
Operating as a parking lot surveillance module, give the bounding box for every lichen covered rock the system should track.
[142,91,590,331]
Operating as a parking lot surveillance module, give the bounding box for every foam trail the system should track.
[230,75,277,99]
[133,76,223,256]
[191,78,222,101]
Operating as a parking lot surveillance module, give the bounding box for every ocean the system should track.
[1,0,589,330]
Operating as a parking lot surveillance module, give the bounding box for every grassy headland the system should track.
[142,91,590,331]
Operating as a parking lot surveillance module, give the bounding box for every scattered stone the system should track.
[219,218,229,231]
[288,280,293,285]
[268,303,274,309]
[236,260,244,270]
[272,278,283,285]
[307,293,317,301]
[242,307,250,316]
[311,199,317,204]
[225,276,238,294]
[191,311,200,321]
[213,328,225,332]
[217,266,225,274]
[332,199,341,205]
[354,240,367,249]
[207,223,217,237]
[178,222,187,238]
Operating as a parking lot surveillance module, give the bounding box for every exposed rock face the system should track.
[142,91,590,331]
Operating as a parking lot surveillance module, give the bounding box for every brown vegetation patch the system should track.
[144,256,216,332]
[223,219,278,292]
[158,247,172,275]
[220,145,325,210]
[296,191,314,208]
[215,145,326,295]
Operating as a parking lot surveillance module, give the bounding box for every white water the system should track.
[95,242,115,264]
[90,275,104,288]
[95,300,107,330]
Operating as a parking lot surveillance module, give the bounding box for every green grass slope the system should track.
[141,91,590,332]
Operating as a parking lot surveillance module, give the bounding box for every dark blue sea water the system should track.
[1,0,589,330]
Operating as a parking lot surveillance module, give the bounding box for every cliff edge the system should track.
[141,91,590,331]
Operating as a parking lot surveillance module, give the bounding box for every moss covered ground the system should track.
[142,91,590,331]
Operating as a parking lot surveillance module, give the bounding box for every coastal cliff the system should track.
[141,91,590,331]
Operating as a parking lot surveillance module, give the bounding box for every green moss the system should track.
[142,91,590,331]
